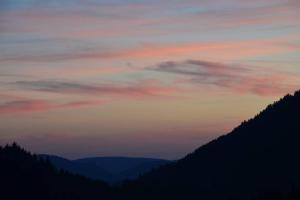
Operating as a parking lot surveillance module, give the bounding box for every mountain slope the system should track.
[125,91,300,200]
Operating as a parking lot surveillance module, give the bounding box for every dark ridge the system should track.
[122,90,300,200]
[0,143,115,200]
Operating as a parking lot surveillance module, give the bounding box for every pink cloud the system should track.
[1,79,179,114]
[2,37,298,63]
[0,100,54,113]
[60,66,134,77]
[0,93,27,101]
[59,100,106,108]
[2,0,299,40]
[0,79,180,115]
[13,80,179,98]
[0,99,105,114]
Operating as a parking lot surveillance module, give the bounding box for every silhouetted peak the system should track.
[132,89,300,200]
[6,142,21,149]
[231,89,300,133]
[293,89,300,97]
[3,142,28,155]
[176,88,300,164]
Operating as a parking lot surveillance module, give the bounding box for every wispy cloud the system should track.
[0,100,50,113]
[0,99,104,114]
[1,38,298,63]
[1,0,299,38]
[59,66,134,77]
[11,80,178,97]
[1,79,179,114]
[150,59,300,96]
[152,59,247,79]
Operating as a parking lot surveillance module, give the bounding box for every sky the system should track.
[0,0,299,159]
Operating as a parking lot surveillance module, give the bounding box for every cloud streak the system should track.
[1,38,299,63]
[0,99,104,114]
[150,59,300,96]
[12,80,178,97]
[1,0,299,39]
[152,60,247,79]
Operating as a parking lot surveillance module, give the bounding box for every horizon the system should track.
[2,90,296,160]
[0,0,300,160]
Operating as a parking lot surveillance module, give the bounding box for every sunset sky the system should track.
[0,0,300,159]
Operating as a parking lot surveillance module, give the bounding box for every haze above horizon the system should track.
[0,0,299,159]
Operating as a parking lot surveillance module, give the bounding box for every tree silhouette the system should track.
[0,143,115,200]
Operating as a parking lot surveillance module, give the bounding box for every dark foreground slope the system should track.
[0,143,114,200]
[123,90,300,200]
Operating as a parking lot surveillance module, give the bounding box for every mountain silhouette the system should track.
[123,90,300,200]
[40,155,170,183]
[0,143,114,200]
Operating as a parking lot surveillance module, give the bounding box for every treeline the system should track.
[1,143,300,200]
[0,143,115,200]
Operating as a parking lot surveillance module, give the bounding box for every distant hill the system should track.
[124,90,300,200]
[40,155,170,183]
